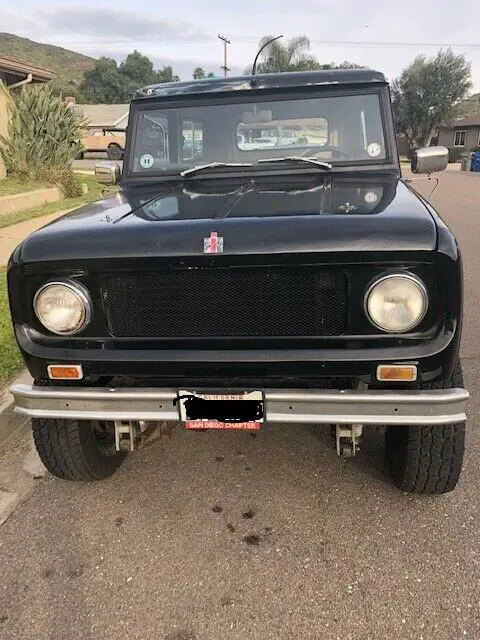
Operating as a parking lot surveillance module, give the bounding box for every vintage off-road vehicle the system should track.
[8,69,468,493]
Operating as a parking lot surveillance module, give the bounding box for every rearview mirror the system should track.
[411,146,448,174]
[95,160,121,184]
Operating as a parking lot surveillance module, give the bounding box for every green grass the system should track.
[0,269,23,386]
[0,178,45,197]
[0,175,115,229]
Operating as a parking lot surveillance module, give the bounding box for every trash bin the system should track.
[471,152,480,172]
[460,152,474,171]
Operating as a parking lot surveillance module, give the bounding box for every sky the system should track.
[2,0,480,91]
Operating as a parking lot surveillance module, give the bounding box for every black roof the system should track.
[133,69,387,101]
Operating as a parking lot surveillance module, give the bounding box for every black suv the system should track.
[8,69,468,493]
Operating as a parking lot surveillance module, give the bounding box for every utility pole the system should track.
[218,34,231,77]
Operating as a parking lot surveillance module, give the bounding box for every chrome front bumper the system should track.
[9,385,469,426]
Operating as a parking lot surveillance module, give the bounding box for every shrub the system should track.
[0,84,86,181]
[38,168,84,198]
[447,147,464,163]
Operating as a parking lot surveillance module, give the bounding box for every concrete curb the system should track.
[0,187,61,217]
[0,369,32,445]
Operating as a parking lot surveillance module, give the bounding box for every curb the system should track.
[0,369,32,445]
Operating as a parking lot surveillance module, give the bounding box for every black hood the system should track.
[17,175,437,263]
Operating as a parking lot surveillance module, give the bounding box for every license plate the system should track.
[178,390,263,430]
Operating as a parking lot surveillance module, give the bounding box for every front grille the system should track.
[102,267,348,338]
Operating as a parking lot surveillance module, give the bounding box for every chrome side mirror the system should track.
[411,146,448,174]
[95,160,121,184]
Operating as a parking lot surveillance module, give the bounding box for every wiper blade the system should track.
[258,156,332,170]
[180,162,253,177]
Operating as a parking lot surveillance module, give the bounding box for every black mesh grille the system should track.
[102,267,348,338]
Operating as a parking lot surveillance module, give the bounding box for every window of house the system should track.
[454,130,466,147]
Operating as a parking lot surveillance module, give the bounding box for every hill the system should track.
[458,92,480,119]
[0,32,96,96]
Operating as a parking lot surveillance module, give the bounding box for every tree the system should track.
[245,35,325,74]
[154,66,180,83]
[80,53,179,103]
[193,67,205,79]
[80,57,127,103]
[120,50,157,87]
[392,49,472,150]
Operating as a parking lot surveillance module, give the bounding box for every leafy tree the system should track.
[80,53,179,103]
[245,35,324,74]
[193,67,205,79]
[120,50,157,87]
[392,49,472,149]
[80,57,127,103]
[154,66,180,83]
[0,84,85,193]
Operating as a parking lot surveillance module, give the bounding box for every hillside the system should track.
[0,32,96,96]
[458,93,480,119]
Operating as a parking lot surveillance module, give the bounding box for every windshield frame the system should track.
[122,84,398,183]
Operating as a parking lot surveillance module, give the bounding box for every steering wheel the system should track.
[300,146,350,160]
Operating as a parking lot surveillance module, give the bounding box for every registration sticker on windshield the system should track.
[367,143,382,158]
[139,153,154,169]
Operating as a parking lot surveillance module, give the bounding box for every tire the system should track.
[107,144,123,161]
[32,418,126,481]
[385,360,465,494]
[75,151,85,160]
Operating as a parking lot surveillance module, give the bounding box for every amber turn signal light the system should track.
[47,365,83,380]
[376,365,417,382]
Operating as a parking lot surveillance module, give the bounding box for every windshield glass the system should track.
[130,92,387,174]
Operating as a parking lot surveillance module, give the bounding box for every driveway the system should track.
[0,171,479,640]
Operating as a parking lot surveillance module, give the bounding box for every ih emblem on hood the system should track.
[204,231,224,254]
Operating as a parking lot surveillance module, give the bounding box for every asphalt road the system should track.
[0,171,479,640]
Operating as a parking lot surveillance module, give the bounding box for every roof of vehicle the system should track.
[133,69,387,101]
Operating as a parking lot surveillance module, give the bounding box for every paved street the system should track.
[0,171,479,640]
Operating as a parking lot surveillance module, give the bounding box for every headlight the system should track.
[34,282,91,335]
[365,274,428,333]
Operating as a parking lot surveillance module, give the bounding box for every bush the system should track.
[447,147,464,163]
[38,168,84,198]
[0,84,86,181]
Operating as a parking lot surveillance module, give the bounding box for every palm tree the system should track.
[245,35,327,74]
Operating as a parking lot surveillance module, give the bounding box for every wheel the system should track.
[75,151,85,160]
[107,144,123,161]
[385,360,465,494]
[32,418,126,481]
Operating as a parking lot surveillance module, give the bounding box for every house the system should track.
[437,118,480,151]
[71,103,130,133]
[0,55,55,177]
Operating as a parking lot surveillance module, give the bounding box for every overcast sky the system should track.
[2,0,480,90]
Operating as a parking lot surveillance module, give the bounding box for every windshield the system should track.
[130,92,387,174]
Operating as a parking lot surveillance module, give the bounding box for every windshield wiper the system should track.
[180,162,253,177]
[258,156,332,171]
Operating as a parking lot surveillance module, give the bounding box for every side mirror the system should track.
[411,146,448,174]
[95,160,121,184]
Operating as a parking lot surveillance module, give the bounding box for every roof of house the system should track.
[134,69,387,100]
[0,55,55,83]
[72,104,130,127]
[439,118,480,129]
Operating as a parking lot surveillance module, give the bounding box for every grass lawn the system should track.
[0,269,23,386]
[0,178,45,197]
[0,174,116,229]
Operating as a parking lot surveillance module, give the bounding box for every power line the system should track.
[218,34,231,77]
[61,35,480,50]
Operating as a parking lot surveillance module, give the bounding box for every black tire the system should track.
[32,418,126,481]
[107,144,123,161]
[385,360,465,494]
[75,151,85,160]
